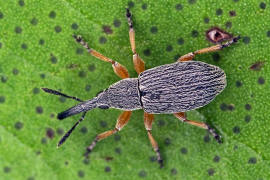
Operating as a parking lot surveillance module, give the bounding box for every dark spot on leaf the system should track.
[258,77,265,84]
[49,11,56,18]
[213,155,220,162]
[171,168,178,175]
[233,0,239,2]
[105,166,111,172]
[103,25,113,34]
[99,36,107,44]
[0,12,3,19]
[233,126,240,134]
[243,36,250,44]
[177,38,184,45]
[220,103,228,111]
[88,64,96,71]
[41,137,47,144]
[164,138,171,146]
[260,2,266,9]
[248,157,257,164]
[78,71,86,78]
[245,115,251,123]
[180,147,188,154]
[12,68,19,75]
[18,0,24,6]
[250,61,264,71]
[78,170,85,177]
[80,126,88,134]
[54,26,62,33]
[15,26,22,34]
[204,134,211,143]
[39,39,45,45]
[0,42,2,49]
[32,87,40,94]
[228,104,235,111]
[143,49,151,56]
[83,158,90,165]
[229,10,236,16]
[188,0,196,4]
[21,43,27,50]
[36,151,41,155]
[158,120,165,127]
[57,128,64,135]
[191,30,198,37]
[40,74,46,79]
[36,106,43,114]
[50,54,57,64]
[175,4,183,11]
[267,31,270,37]
[105,156,113,161]
[46,128,55,139]
[142,3,147,10]
[113,19,121,27]
[204,17,210,24]
[71,23,78,30]
[225,21,232,29]
[0,96,5,103]
[208,168,215,176]
[30,18,38,25]
[150,26,158,34]
[166,45,173,52]
[138,170,147,177]
[27,176,35,180]
[50,113,55,118]
[4,166,11,173]
[235,80,242,87]
[128,1,134,8]
[65,161,69,165]
[114,134,121,141]
[76,48,84,54]
[245,104,251,111]
[115,147,122,154]
[100,120,107,128]
[85,84,91,91]
[1,75,8,83]
[216,8,223,15]
[212,53,220,62]
[149,156,157,162]
[234,145,238,150]
[206,27,232,43]
[15,121,23,130]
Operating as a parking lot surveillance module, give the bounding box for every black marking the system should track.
[98,105,109,109]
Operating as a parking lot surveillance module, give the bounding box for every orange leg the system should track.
[178,36,240,62]
[174,112,221,143]
[126,9,145,74]
[144,112,163,168]
[85,111,132,158]
[73,35,129,79]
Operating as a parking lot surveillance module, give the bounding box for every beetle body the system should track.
[58,61,226,119]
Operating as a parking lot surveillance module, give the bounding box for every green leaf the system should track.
[0,0,269,179]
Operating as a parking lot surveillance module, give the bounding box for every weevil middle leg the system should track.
[178,36,240,62]
[84,111,132,158]
[126,8,145,74]
[174,112,221,143]
[73,35,129,79]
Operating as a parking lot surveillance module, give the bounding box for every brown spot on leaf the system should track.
[46,128,55,139]
[104,156,114,161]
[103,25,113,34]
[250,61,265,71]
[206,27,232,43]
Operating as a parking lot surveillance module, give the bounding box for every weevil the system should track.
[42,9,240,168]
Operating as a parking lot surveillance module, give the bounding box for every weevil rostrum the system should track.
[43,9,240,168]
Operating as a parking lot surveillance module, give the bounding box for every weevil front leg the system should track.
[126,9,145,74]
[178,36,240,62]
[174,112,221,143]
[144,112,163,168]
[84,111,132,158]
[73,35,129,79]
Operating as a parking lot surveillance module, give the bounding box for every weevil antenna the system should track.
[57,97,98,120]
[57,112,87,148]
[41,88,83,102]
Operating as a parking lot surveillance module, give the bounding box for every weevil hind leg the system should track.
[73,35,129,79]
[84,111,132,158]
[144,112,163,168]
[178,36,240,62]
[126,9,145,74]
[174,112,222,143]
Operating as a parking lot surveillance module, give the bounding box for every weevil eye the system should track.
[98,105,109,109]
